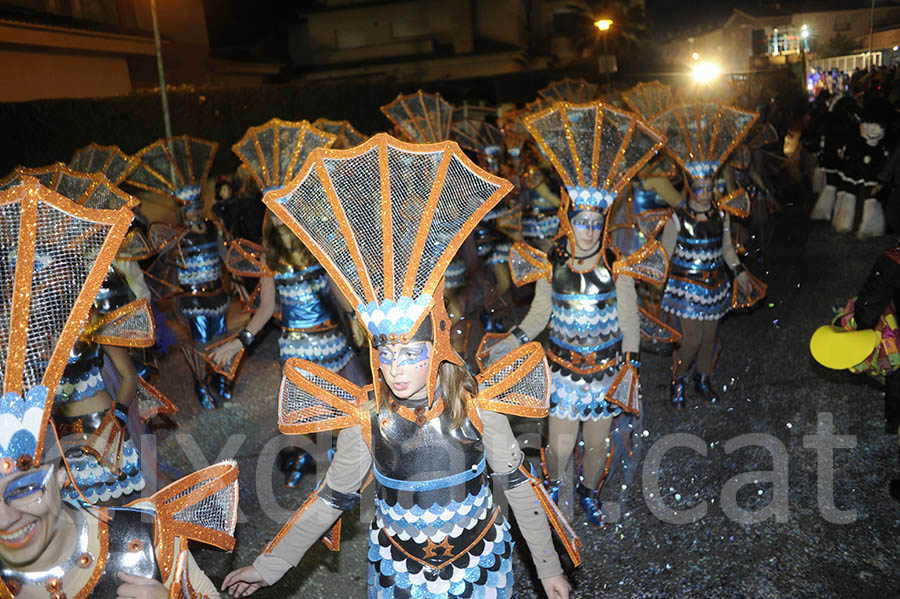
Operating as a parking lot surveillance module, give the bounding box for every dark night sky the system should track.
[645,0,884,35]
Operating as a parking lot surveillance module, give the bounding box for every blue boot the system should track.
[543,478,562,504]
[576,483,603,528]
[194,380,216,410]
[694,373,719,404]
[671,375,687,410]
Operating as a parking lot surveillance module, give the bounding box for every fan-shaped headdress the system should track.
[126,135,218,214]
[233,119,337,194]
[538,77,599,104]
[264,133,511,406]
[0,178,132,475]
[380,91,455,143]
[68,143,137,186]
[524,101,665,216]
[622,81,676,121]
[13,163,139,211]
[651,103,758,181]
[311,118,367,149]
[450,119,504,169]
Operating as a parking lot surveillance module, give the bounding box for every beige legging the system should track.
[676,317,720,376]
[546,415,612,489]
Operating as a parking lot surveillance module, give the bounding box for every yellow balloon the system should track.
[809,325,878,370]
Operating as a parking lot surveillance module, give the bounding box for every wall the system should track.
[0,49,132,102]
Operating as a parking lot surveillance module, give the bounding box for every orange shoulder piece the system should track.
[137,461,239,582]
[508,241,551,287]
[224,238,273,278]
[81,298,155,348]
[612,238,669,287]
[279,358,367,435]
[718,188,751,219]
[474,342,550,418]
[731,270,767,310]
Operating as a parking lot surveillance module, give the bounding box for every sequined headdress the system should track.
[234,119,338,194]
[380,90,455,143]
[538,77,599,104]
[450,119,504,168]
[651,103,758,181]
[265,133,512,406]
[0,178,132,475]
[622,81,676,121]
[68,143,137,185]
[126,135,218,213]
[524,101,665,217]
[312,118,368,149]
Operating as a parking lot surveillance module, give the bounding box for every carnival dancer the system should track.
[0,177,238,598]
[3,166,157,504]
[222,134,578,599]
[126,136,234,410]
[222,118,364,487]
[651,103,767,408]
[483,102,667,527]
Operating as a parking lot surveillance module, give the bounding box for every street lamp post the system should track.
[594,19,613,89]
[150,0,173,140]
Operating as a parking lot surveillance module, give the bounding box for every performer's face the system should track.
[691,177,714,205]
[378,341,433,400]
[571,210,603,254]
[0,462,66,567]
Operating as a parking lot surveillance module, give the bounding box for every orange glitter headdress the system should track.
[264,133,512,406]
[68,143,137,186]
[622,81,676,121]
[0,177,132,475]
[380,90,455,143]
[651,102,758,181]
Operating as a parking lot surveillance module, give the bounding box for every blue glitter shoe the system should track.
[214,374,232,401]
[543,478,562,504]
[576,483,603,528]
[194,380,216,410]
[671,376,687,410]
[282,449,312,489]
[694,373,719,404]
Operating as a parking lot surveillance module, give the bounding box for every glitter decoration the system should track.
[68,143,137,186]
[380,90,454,143]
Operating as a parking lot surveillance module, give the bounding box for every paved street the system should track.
[149,202,900,598]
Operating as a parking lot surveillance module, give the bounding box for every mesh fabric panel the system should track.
[381,91,454,143]
[312,118,366,149]
[16,165,136,210]
[97,304,154,343]
[128,136,217,202]
[479,350,549,414]
[622,82,674,120]
[450,120,503,155]
[279,365,356,427]
[168,476,238,536]
[271,136,508,311]
[526,103,665,193]
[538,78,598,103]
[0,201,22,391]
[21,201,113,393]
[652,103,757,170]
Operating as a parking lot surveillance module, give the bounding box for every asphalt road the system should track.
[150,202,900,598]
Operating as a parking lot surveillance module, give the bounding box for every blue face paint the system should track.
[4,465,53,506]
[571,218,603,231]
[378,343,430,367]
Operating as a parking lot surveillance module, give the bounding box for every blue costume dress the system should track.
[274,262,354,371]
[548,254,628,421]
[661,206,731,321]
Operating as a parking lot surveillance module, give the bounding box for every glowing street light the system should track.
[691,61,721,84]
[594,19,613,31]
[691,52,701,61]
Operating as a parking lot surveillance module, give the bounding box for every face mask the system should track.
[3,465,54,507]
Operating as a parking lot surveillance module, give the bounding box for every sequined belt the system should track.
[374,455,486,492]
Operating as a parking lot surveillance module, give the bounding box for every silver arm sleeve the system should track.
[720,213,741,269]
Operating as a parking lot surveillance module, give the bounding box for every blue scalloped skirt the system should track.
[366,518,513,598]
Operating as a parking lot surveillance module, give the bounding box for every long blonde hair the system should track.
[373,360,477,430]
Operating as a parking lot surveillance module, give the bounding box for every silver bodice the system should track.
[550,259,621,363]
[671,207,726,280]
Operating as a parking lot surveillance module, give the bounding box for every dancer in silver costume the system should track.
[0,178,237,599]
[223,134,578,599]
